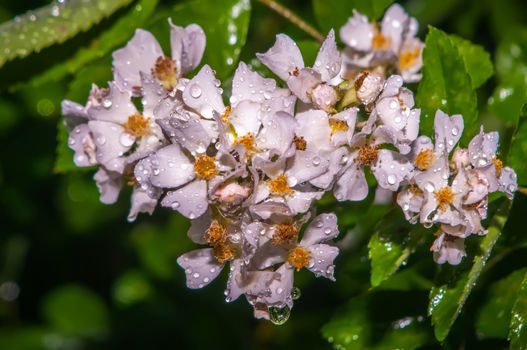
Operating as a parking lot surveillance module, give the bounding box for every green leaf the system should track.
[507,104,527,186]
[368,210,427,287]
[113,270,152,306]
[428,201,510,341]
[475,268,527,338]
[150,0,251,81]
[416,26,477,144]
[322,291,431,350]
[29,0,159,87]
[0,0,133,68]
[510,270,527,349]
[488,29,527,126]
[313,0,394,35]
[42,284,109,338]
[449,35,493,89]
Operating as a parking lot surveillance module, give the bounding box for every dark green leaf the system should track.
[368,210,427,287]
[0,0,133,68]
[416,26,477,144]
[475,268,527,338]
[507,104,527,185]
[42,284,109,338]
[509,270,527,349]
[29,0,159,87]
[428,201,510,341]
[449,35,493,89]
[313,0,394,35]
[113,270,152,306]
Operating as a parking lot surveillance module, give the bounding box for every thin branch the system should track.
[258,0,324,43]
[519,187,527,196]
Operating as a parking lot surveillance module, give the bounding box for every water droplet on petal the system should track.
[189,84,202,98]
[269,305,290,325]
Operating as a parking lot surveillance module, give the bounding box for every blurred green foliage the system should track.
[0,0,526,349]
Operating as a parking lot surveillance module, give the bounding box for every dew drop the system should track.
[387,174,397,185]
[269,305,290,325]
[189,84,202,98]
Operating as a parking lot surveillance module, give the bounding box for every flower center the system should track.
[415,148,434,171]
[272,224,299,246]
[399,48,420,70]
[372,32,390,50]
[213,242,235,264]
[293,135,307,150]
[287,246,311,271]
[206,221,227,244]
[194,154,217,180]
[492,156,503,178]
[123,113,151,137]
[408,183,423,196]
[329,119,349,135]
[152,56,178,91]
[267,174,294,196]
[434,186,455,211]
[234,133,256,154]
[357,144,379,166]
[354,71,369,91]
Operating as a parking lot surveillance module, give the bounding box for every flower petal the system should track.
[182,64,225,119]
[372,149,413,191]
[295,109,332,152]
[434,109,464,154]
[127,186,160,222]
[287,68,321,103]
[256,111,297,156]
[256,34,304,81]
[231,62,279,105]
[88,82,137,125]
[334,164,368,201]
[94,168,123,204]
[314,29,341,82]
[161,179,208,219]
[170,21,206,75]
[156,117,212,154]
[468,127,499,168]
[88,120,130,173]
[285,150,329,185]
[177,248,223,289]
[306,244,339,281]
[229,100,262,137]
[340,10,374,52]
[381,3,409,53]
[301,213,339,246]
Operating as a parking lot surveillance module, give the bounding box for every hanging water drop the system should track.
[269,305,290,325]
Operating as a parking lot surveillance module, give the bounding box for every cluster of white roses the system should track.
[61,4,517,322]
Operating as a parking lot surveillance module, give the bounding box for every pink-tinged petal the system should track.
[468,127,499,168]
[295,109,332,152]
[231,62,278,105]
[261,95,296,121]
[396,188,423,223]
[62,100,88,130]
[256,34,304,81]
[94,168,123,204]
[169,21,206,75]
[88,120,130,173]
[187,209,211,244]
[331,107,358,147]
[374,187,394,204]
[161,179,208,219]
[229,100,262,137]
[310,147,348,189]
[381,3,409,53]
[252,156,287,180]
[334,164,368,201]
[182,64,225,119]
[431,234,466,265]
[285,150,329,185]
[498,167,517,199]
[256,111,297,156]
[285,188,324,214]
[127,187,160,222]
[411,135,434,160]
[311,83,339,112]
[306,244,339,281]
[140,72,166,117]
[415,155,449,193]
[177,248,223,289]
[112,29,164,93]
[250,201,292,220]
[379,75,404,99]
[376,96,410,131]
[434,109,463,154]
[301,213,339,246]
[88,82,137,125]
[313,29,341,81]
[404,108,421,142]
[372,149,413,191]
[68,123,97,167]
[340,10,374,52]
[287,68,321,103]
[260,264,294,308]
[135,144,194,189]
[399,38,424,82]
[156,117,212,155]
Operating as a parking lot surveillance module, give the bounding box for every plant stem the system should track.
[258,0,324,43]
[519,187,527,196]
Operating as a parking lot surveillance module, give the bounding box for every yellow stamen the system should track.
[287,246,311,271]
[221,106,231,124]
[399,48,420,70]
[492,156,503,178]
[267,174,294,196]
[272,224,299,246]
[234,133,256,154]
[205,221,226,245]
[372,32,390,50]
[123,113,151,137]
[357,144,379,166]
[213,242,235,264]
[293,135,307,151]
[329,119,349,136]
[194,154,217,180]
[152,56,178,91]
[434,186,455,211]
[415,149,434,171]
